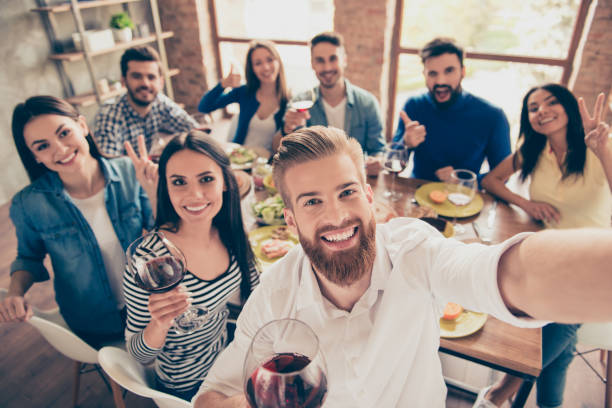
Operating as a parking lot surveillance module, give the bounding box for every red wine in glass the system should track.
[383,158,406,174]
[290,100,314,112]
[133,255,184,293]
[246,352,327,408]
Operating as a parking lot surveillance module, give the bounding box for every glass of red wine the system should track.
[289,88,316,112]
[126,231,210,334]
[382,142,409,201]
[243,318,328,408]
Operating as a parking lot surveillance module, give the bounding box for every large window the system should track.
[390,0,591,142]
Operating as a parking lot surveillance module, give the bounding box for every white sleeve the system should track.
[425,232,547,328]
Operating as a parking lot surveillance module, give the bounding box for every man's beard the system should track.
[127,85,156,107]
[298,216,377,287]
[430,84,461,109]
[318,70,339,89]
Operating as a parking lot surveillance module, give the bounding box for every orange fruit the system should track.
[442,302,464,320]
[429,190,447,204]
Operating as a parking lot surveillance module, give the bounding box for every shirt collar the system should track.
[425,89,467,111]
[294,227,392,314]
[314,79,354,107]
[120,93,161,119]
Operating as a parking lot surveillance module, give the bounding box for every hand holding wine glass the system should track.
[284,88,316,135]
[243,319,328,408]
[126,231,210,334]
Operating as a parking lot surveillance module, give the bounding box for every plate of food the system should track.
[225,143,258,170]
[252,194,286,225]
[249,226,299,265]
[439,302,488,338]
[414,182,484,218]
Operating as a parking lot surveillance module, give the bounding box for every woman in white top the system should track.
[198,40,289,154]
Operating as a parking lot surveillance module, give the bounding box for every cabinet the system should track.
[32,0,178,107]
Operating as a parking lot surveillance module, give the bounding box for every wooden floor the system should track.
[0,198,607,407]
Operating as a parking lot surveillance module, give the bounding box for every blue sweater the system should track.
[392,91,510,182]
[198,83,287,145]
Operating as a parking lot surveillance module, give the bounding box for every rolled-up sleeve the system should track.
[9,193,50,281]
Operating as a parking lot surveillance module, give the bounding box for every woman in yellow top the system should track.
[476,84,611,407]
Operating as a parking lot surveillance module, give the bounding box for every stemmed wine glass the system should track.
[243,319,328,408]
[382,142,409,201]
[126,231,210,334]
[446,169,477,234]
[289,88,316,112]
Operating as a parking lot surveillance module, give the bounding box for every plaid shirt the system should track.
[94,93,198,156]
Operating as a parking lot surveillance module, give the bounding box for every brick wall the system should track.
[158,0,218,113]
[571,0,612,121]
[334,0,397,126]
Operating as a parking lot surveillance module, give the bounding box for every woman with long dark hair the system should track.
[123,130,259,401]
[198,40,289,154]
[476,85,611,407]
[0,95,153,348]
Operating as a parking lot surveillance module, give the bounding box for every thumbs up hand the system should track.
[221,63,241,89]
[400,111,426,148]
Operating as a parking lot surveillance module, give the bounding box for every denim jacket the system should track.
[296,79,386,155]
[10,157,154,334]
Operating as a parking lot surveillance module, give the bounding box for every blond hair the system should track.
[272,126,365,207]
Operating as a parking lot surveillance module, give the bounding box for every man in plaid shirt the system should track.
[94,46,198,156]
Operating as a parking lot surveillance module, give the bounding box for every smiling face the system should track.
[123,60,163,107]
[311,42,346,89]
[165,149,225,226]
[250,46,280,86]
[23,114,93,175]
[526,88,569,138]
[282,153,376,286]
[423,52,465,108]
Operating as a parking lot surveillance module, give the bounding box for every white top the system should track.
[71,189,126,308]
[244,110,278,154]
[322,97,347,131]
[194,218,543,407]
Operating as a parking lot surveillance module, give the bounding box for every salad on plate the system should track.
[252,194,285,225]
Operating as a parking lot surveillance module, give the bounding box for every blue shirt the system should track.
[10,157,154,335]
[198,83,287,145]
[295,79,386,155]
[392,91,510,182]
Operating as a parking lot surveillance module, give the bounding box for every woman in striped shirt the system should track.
[123,130,259,401]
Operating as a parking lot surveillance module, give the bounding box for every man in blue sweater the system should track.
[392,38,510,182]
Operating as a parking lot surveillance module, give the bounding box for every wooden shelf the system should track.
[32,0,141,13]
[66,68,180,107]
[49,32,173,61]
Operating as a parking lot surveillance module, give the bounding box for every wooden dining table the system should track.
[367,172,544,408]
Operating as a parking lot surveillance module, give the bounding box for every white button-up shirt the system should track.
[195,218,544,407]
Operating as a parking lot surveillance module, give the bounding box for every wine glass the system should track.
[243,319,328,408]
[446,169,477,234]
[289,88,316,112]
[126,231,210,334]
[382,142,409,201]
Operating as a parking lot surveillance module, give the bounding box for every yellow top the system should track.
[529,142,611,229]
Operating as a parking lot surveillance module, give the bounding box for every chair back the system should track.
[0,288,112,364]
[98,346,191,408]
[577,322,612,350]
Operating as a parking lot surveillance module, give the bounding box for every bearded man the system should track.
[94,46,198,156]
[193,126,612,408]
[392,38,511,183]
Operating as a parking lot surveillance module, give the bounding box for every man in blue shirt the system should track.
[278,32,386,175]
[392,38,510,182]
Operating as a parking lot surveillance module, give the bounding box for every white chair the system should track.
[576,322,612,408]
[98,346,191,408]
[0,288,124,408]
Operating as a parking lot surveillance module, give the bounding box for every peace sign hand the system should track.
[125,135,158,203]
[578,92,605,133]
[585,122,610,160]
[400,111,426,148]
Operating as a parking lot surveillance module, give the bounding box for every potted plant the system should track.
[109,12,134,43]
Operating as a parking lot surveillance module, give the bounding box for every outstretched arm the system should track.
[498,228,612,323]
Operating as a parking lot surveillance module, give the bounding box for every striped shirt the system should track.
[123,233,259,393]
